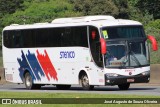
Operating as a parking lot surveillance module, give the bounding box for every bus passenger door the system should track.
[88,26,104,85]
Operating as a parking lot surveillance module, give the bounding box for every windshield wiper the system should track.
[119,49,141,68]
[130,51,141,67]
[119,56,128,69]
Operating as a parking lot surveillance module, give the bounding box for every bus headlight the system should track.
[106,73,118,77]
[141,71,150,76]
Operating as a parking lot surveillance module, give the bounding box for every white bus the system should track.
[2,15,158,90]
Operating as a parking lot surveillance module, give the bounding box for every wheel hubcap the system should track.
[82,76,89,86]
[26,76,31,87]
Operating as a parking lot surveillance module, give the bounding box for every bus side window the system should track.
[3,31,10,48]
[89,26,103,67]
[61,27,73,46]
[14,30,23,48]
[61,26,88,47]
[73,27,88,47]
[22,29,36,48]
[35,29,49,47]
[4,30,23,48]
[50,28,62,47]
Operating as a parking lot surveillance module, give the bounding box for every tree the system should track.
[0,0,24,17]
[113,0,130,19]
[1,0,82,25]
[70,0,119,16]
[0,0,82,48]
[136,0,160,19]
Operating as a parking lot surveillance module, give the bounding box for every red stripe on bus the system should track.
[37,50,58,81]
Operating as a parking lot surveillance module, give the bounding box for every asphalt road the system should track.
[0,83,160,96]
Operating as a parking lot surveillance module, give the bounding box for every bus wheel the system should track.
[24,72,41,90]
[118,83,130,90]
[80,73,94,90]
[56,85,71,90]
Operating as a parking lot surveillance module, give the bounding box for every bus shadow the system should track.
[93,87,157,91]
[9,85,157,91]
[40,86,156,91]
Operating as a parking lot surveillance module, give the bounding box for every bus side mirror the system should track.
[100,38,107,54]
[147,35,158,51]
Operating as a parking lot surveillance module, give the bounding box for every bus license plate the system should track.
[127,79,134,82]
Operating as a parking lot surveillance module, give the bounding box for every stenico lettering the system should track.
[60,51,75,59]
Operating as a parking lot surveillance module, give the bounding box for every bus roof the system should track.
[3,15,142,31]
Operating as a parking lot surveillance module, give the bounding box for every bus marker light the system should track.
[92,31,96,39]
[6,74,13,81]
[99,79,104,82]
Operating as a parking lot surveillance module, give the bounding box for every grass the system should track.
[0,92,160,107]
[0,91,160,98]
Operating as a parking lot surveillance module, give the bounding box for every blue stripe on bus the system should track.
[17,50,36,81]
[26,50,45,80]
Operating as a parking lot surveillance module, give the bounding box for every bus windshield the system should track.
[101,26,145,39]
[101,26,149,68]
[104,40,149,68]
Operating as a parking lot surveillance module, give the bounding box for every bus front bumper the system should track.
[105,72,150,85]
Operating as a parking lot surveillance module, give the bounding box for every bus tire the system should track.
[80,73,94,90]
[118,83,130,90]
[24,72,41,90]
[56,85,71,90]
